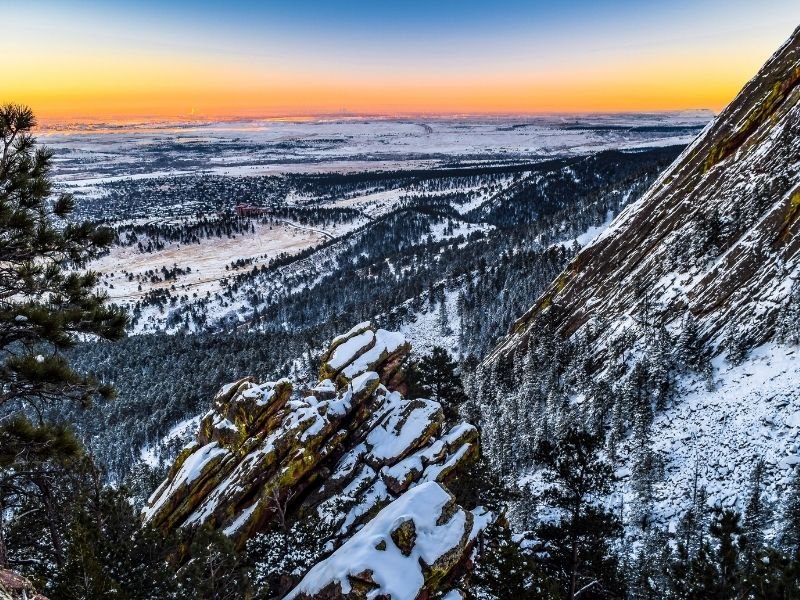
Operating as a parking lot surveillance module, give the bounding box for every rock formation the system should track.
[476,26,800,530]
[489,24,800,361]
[0,569,48,600]
[144,322,488,598]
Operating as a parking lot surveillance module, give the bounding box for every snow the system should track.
[286,482,468,600]
[350,371,380,396]
[398,289,462,356]
[382,440,445,486]
[90,220,322,315]
[611,342,800,538]
[139,414,201,467]
[313,379,336,395]
[443,422,478,448]
[365,399,442,465]
[222,502,257,536]
[341,329,406,379]
[421,443,474,484]
[337,479,391,536]
[332,321,373,345]
[143,441,228,521]
[45,113,710,184]
[551,209,615,250]
[469,506,494,542]
[328,330,375,370]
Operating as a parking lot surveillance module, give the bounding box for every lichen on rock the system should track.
[143,324,490,597]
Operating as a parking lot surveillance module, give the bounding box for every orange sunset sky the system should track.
[6,1,800,121]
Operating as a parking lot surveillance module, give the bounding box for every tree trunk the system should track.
[39,483,65,569]
[0,522,7,568]
[569,538,578,600]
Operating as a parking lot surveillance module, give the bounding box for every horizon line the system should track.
[33,108,718,127]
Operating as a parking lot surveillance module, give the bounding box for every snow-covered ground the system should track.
[515,341,800,544]
[632,343,800,536]
[92,222,323,303]
[139,415,201,468]
[398,290,463,357]
[41,113,711,186]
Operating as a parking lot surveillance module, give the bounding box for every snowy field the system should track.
[58,113,707,334]
[93,222,323,302]
[41,113,711,186]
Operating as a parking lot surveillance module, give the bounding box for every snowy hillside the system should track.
[478,24,800,543]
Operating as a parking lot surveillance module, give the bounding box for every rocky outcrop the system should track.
[287,482,489,600]
[144,323,487,598]
[0,569,48,600]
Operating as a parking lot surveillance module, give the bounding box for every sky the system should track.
[5,1,800,120]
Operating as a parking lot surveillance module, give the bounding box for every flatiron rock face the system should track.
[144,323,487,598]
[477,26,800,533]
[490,25,800,361]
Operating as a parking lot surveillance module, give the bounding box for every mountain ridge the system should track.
[488,24,800,364]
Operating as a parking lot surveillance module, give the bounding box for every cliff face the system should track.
[144,322,486,599]
[475,26,800,533]
[490,25,800,362]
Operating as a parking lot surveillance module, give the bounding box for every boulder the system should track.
[0,569,48,600]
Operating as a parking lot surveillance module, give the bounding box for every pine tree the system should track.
[677,313,708,375]
[629,527,671,599]
[710,509,745,595]
[725,327,749,366]
[407,346,467,424]
[630,433,662,531]
[532,427,624,599]
[469,520,558,600]
[180,526,251,600]
[651,326,675,410]
[782,471,800,553]
[0,104,127,411]
[776,280,800,345]
[438,298,453,337]
[743,457,767,552]
[0,104,127,567]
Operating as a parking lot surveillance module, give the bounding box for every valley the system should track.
[3,16,800,599]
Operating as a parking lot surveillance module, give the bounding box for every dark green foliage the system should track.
[676,314,711,378]
[628,528,672,599]
[744,458,768,551]
[532,427,625,599]
[406,346,468,423]
[0,104,126,570]
[469,520,558,600]
[782,471,800,553]
[668,509,745,599]
[0,103,127,411]
[179,526,252,600]
[629,434,663,532]
[665,506,800,599]
[449,456,518,514]
[52,484,177,599]
[246,510,332,599]
[0,416,81,468]
[52,484,254,600]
